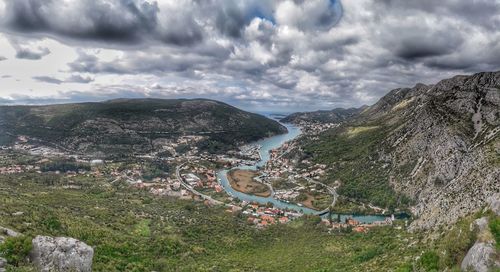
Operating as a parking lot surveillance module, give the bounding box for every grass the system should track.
[345,126,380,138]
[490,215,500,249]
[0,172,424,271]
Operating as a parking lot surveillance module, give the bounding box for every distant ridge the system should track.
[0,98,287,157]
[281,106,367,124]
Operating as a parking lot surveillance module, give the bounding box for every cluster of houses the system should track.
[274,189,300,201]
[181,166,224,193]
[320,215,395,233]
[238,144,261,160]
[239,203,303,228]
[295,122,339,135]
[0,165,37,174]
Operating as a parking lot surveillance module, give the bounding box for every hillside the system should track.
[299,71,500,229]
[281,107,366,124]
[0,98,287,157]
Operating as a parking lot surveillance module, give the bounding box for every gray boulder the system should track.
[31,236,93,272]
[461,242,496,272]
[487,193,500,216]
[0,257,6,271]
[472,217,489,232]
[0,226,20,237]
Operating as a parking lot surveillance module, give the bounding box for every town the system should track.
[0,120,399,232]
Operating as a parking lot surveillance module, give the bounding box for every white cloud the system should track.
[0,0,499,111]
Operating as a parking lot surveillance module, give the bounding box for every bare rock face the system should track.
[30,236,93,272]
[374,71,500,230]
[461,242,496,272]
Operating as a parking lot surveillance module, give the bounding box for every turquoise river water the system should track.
[216,120,389,224]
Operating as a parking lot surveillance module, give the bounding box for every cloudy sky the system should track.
[0,0,499,112]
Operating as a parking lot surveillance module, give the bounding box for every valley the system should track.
[0,71,499,271]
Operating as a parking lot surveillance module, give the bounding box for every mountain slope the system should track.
[301,71,500,229]
[281,107,366,124]
[0,98,287,156]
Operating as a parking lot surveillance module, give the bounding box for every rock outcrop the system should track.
[30,236,93,272]
[461,242,497,272]
[0,226,20,238]
[461,216,499,272]
[488,193,500,215]
[0,226,20,246]
[0,257,6,272]
[299,71,500,230]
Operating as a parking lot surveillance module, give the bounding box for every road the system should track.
[304,177,338,216]
[175,163,224,205]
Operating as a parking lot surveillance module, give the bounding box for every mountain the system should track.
[300,71,499,229]
[0,98,287,157]
[280,107,366,124]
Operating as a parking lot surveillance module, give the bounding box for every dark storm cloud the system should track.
[15,47,50,60]
[379,0,500,30]
[2,0,500,111]
[6,0,158,42]
[66,74,94,83]
[32,75,95,84]
[216,3,246,38]
[394,32,463,60]
[1,0,207,46]
[33,76,63,84]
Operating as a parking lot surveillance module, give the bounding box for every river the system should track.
[216,120,388,224]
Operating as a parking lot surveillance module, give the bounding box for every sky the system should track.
[0,0,499,112]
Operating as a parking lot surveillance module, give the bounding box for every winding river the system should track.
[216,119,388,224]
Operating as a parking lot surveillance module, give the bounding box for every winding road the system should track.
[175,162,224,205]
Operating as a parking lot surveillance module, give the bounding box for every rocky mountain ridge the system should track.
[373,72,499,230]
[299,71,499,230]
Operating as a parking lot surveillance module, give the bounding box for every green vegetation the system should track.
[0,173,425,271]
[0,98,286,157]
[435,216,477,269]
[0,236,33,266]
[490,216,500,249]
[302,124,411,210]
[141,161,171,181]
[418,251,440,272]
[40,158,91,173]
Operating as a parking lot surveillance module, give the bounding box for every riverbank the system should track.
[227,169,271,197]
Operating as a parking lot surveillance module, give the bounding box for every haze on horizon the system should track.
[0,0,499,112]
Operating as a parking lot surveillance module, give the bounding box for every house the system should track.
[353,226,367,233]
[90,159,104,166]
[346,218,360,226]
[279,217,289,224]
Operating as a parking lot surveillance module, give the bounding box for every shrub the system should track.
[419,250,440,271]
[0,236,33,266]
[490,216,500,249]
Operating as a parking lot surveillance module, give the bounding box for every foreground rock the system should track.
[30,236,93,272]
[0,257,6,272]
[461,242,496,272]
[461,217,499,272]
[0,226,20,238]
